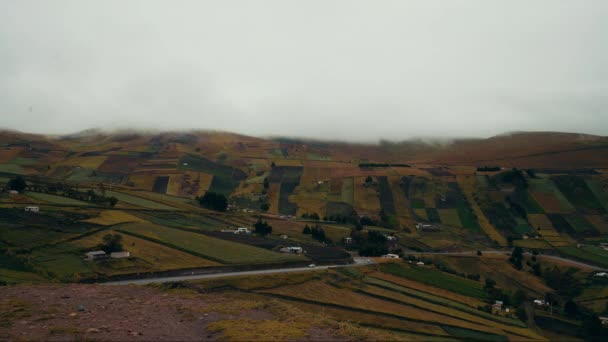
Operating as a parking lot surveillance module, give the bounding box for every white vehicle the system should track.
[308,264,316,268]
[234,227,251,234]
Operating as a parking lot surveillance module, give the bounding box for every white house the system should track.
[280,246,303,254]
[8,190,18,195]
[382,254,400,259]
[594,272,607,277]
[85,251,107,261]
[234,227,251,234]
[110,251,130,259]
[416,261,425,266]
[24,206,39,212]
[533,299,547,306]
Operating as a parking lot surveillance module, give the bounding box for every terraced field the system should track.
[116,222,304,264]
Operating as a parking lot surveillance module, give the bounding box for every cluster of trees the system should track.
[302,224,329,243]
[350,230,388,257]
[254,218,272,236]
[476,166,501,172]
[6,176,27,192]
[197,191,227,211]
[359,163,410,168]
[97,233,123,253]
[301,212,320,220]
[509,246,524,270]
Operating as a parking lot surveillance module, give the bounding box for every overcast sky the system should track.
[1,1,607,141]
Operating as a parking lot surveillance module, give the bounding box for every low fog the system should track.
[1,1,607,141]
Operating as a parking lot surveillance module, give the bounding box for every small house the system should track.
[85,250,107,261]
[234,227,251,234]
[533,299,546,306]
[344,237,353,244]
[110,251,130,259]
[279,246,303,254]
[8,190,18,195]
[416,261,425,266]
[594,272,607,277]
[599,317,608,326]
[382,254,399,259]
[280,235,288,239]
[25,206,39,212]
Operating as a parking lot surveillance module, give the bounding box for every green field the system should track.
[379,263,488,299]
[457,204,481,232]
[0,163,26,174]
[116,222,304,264]
[0,225,76,249]
[340,177,354,205]
[438,208,461,227]
[364,276,525,327]
[557,245,608,268]
[586,179,608,212]
[553,176,605,214]
[105,190,176,210]
[529,178,574,212]
[26,192,91,206]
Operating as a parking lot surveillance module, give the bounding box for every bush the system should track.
[198,191,227,212]
[98,234,123,253]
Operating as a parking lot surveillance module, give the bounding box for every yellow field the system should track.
[274,159,303,167]
[527,214,554,230]
[353,176,381,215]
[264,280,541,339]
[56,156,108,169]
[513,239,553,249]
[166,171,213,197]
[389,175,415,228]
[127,174,157,191]
[457,175,507,246]
[0,147,21,163]
[267,183,281,214]
[364,271,486,308]
[413,208,428,220]
[72,229,220,270]
[82,210,143,226]
[585,215,608,234]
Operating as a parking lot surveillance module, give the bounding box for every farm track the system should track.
[102,258,374,285]
[402,250,607,271]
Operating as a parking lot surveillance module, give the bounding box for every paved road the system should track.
[103,257,375,285]
[402,250,607,271]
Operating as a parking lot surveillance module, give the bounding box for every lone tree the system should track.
[198,192,227,212]
[6,176,27,192]
[98,233,123,253]
[254,218,272,236]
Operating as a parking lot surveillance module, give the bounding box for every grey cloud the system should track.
[1,0,607,141]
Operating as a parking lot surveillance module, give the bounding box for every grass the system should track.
[425,208,441,223]
[586,179,608,212]
[116,222,304,264]
[379,262,488,299]
[25,192,91,206]
[105,190,176,210]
